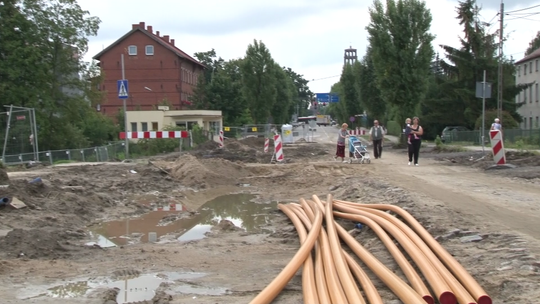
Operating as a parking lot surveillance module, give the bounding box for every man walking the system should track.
[369,120,384,159]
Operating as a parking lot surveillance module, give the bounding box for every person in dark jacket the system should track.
[408,117,424,166]
[369,120,385,159]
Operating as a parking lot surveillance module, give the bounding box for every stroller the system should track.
[348,136,371,164]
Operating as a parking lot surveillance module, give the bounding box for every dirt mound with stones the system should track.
[157,154,254,189]
[0,228,83,259]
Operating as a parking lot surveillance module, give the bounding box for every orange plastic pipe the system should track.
[296,200,331,304]
[298,200,382,304]
[333,221,428,304]
[332,210,434,304]
[362,204,492,304]
[324,194,365,304]
[288,203,332,304]
[342,250,384,304]
[281,204,319,304]
[337,202,476,304]
[290,201,346,304]
[249,201,322,304]
[333,204,451,304]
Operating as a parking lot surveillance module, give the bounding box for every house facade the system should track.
[93,22,205,117]
[514,48,540,129]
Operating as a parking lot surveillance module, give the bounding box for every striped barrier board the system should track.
[489,129,506,165]
[274,134,284,162]
[119,131,189,139]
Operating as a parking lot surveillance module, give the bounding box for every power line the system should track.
[309,75,340,82]
[506,4,540,14]
[506,16,540,22]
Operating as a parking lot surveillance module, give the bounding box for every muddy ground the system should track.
[0,132,539,304]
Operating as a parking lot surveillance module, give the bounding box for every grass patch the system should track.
[431,145,468,153]
[53,160,76,165]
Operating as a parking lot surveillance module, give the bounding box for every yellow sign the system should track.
[252,127,257,132]
[224,127,230,131]
[284,130,292,136]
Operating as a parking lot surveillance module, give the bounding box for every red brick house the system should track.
[93,22,205,116]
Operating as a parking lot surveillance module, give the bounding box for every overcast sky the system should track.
[79,0,540,93]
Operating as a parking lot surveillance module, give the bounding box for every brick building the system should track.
[93,22,205,116]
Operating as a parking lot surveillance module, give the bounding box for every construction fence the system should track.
[1,129,215,166]
[442,128,540,146]
[223,123,319,142]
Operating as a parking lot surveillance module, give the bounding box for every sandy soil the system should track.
[0,131,539,304]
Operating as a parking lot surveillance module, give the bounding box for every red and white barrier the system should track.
[119,131,189,139]
[489,130,506,165]
[154,203,187,212]
[348,128,366,136]
[274,134,284,162]
[264,137,269,153]
[219,130,224,148]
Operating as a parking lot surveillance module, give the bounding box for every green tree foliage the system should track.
[358,48,386,123]
[241,40,277,124]
[339,63,362,127]
[1,0,117,151]
[366,0,435,127]
[525,31,540,56]
[326,82,347,124]
[431,0,523,133]
[191,43,309,126]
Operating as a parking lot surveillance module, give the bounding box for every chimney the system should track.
[139,22,145,29]
[170,39,175,46]
[147,25,153,33]
[132,24,139,30]
[156,31,160,37]
[163,35,170,43]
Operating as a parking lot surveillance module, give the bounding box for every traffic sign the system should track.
[315,93,339,103]
[117,79,129,99]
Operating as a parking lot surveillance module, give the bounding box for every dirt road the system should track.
[0,133,539,303]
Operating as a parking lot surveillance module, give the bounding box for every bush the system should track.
[386,120,401,136]
[435,135,442,147]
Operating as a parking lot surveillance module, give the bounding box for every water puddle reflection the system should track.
[92,193,277,245]
[19,272,214,303]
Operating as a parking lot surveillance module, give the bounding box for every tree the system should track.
[525,31,540,56]
[283,67,313,118]
[241,40,277,124]
[434,0,523,132]
[339,62,362,127]
[366,0,435,131]
[358,48,386,124]
[271,65,295,124]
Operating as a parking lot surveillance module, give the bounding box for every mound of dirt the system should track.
[0,228,81,259]
[0,168,9,185]
[161,154,252,189]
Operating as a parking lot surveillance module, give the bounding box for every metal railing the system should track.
[442,128,540,146]
[2,142,126,165]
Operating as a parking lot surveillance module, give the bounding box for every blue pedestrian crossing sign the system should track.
[117,79,129,99]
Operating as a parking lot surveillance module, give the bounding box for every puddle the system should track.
[19,272,213,303]
[85,232,116,248]
[92,193,277,245]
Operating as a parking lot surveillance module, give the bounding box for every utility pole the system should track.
[497,0,504,119]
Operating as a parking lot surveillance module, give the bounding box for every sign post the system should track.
[118,54,129,159]
[475,71,491,154]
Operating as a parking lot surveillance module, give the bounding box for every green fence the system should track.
[443,128,540,146]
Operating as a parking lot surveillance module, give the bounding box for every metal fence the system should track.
[0,106,38,162]
[443,128,540,146]
[223,123,320,142]
[2,142,126,165]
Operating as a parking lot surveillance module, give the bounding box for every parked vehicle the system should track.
[316,115,332,126]
[441,126,469,143]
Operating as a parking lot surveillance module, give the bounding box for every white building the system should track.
[515,48,540,129]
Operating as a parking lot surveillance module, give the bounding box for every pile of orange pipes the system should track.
[250,194,492,304]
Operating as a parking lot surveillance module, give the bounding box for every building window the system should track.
[518,66,521,77]
[536,117,539,128]
[530,86,533,103]
[524,88,527,102]
[524,119,527,129]
[152,122,158,130]
[131,122,137,132]
[145,45,154,55]
[536,83,539,102]
[128,45,137,55]
[524,64,527,75]
[536,60,539,72]
[530,117,533,129]
[141,122,148,131]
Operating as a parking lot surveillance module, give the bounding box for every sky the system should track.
[79,0,540,94]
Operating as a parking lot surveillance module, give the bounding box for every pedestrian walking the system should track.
[404,118,412,145]
[491,118,502,131]
[334,123,349,163]
[369,120,384,159]
[408,117,423,166]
